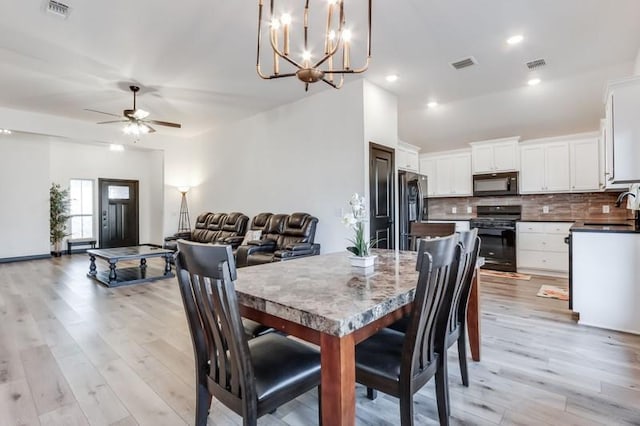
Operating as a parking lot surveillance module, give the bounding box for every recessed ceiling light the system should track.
[507,34,524,45]
[385,74,398,83]
[427,101,439,109]
[527,78,541,86]
[109,144,125,152]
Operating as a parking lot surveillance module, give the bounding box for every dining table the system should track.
[235,248,482,426]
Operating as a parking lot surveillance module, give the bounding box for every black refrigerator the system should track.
[398,171,429,251]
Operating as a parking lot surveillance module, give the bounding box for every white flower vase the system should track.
[349,254,377,268]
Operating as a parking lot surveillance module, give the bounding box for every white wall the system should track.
[194,81,366,254]
[634,48,640,75]
[362,81,399,246]
[0,134,51,258]
[49,140,164,246]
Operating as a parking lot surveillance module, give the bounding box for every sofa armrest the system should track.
[224,236,245,248]
[165,231,191,241]
[248,239,277,248]
[284,242,312,252]
[236,242,276,267]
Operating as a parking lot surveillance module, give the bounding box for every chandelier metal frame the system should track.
[256,0,372,91]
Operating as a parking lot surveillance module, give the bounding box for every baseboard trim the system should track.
[0,253,52,263]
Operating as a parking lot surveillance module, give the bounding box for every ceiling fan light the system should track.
[140,123,151,134]
[133,109,149,120]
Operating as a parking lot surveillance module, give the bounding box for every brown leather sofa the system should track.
[236,212,320,267]
[164,212,249,251]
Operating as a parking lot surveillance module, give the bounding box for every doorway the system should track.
[369,143,395,249]
[98,179,139,248]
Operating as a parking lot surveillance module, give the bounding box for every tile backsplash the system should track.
[428,192,633,221]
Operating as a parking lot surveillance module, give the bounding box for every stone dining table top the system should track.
[234,249,420,337]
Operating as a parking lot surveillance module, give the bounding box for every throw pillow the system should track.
[242,230,262,246]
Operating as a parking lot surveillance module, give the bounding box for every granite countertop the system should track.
[570,220,640,234]
[235,249,419,337]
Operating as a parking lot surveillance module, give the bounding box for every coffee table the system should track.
[87,246,174,287]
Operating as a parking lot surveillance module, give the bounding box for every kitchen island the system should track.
[571,221,640,335]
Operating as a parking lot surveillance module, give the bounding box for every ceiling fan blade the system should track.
[85,108,121,118]
[146,124,156,133]
[147,119,182,128]
[97,120,129,124]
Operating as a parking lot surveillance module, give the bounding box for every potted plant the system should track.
[342,193,380,267]
[50,182,70,257]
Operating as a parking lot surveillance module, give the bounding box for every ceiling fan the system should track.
[86,85,181,135]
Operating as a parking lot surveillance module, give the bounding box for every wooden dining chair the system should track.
[387,231,480,408]
[409,222,456,250]
[354,235,461,425]
[436,229,480,415]
[175,241,322,426]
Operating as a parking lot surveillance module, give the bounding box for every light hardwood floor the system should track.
[0,255,639,425]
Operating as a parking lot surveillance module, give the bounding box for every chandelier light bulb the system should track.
[342,29,352,42]
[280,13,292,25]
[302,51,312,61]
[270,18,280,29]
[328,0,338,5]
[328,30,336,41]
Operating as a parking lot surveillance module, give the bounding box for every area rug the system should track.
[536,285,569,301]
[479,270,532,281]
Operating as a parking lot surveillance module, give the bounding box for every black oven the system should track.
[470,205,521,272]
[473,172,518,197]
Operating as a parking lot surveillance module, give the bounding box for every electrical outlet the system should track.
[603,205,610,214]
[452,207,457,214]
[542,205,549,214]
[466,206,472,214]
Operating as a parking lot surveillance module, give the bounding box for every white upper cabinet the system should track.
[570,138,601,191]
[520,145,546,193]
[421,150,472,197]
[520,141,570,193]
[544,142,570,192]
[604,77,640,184]
[396,142,420,173]
[470,137,519,174]
[419,157,437,196]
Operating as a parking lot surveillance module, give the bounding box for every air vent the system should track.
[526,58,546,70]
[46,0,70,18]
[450,56,478,70]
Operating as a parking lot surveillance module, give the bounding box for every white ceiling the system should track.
[0,0,639,151]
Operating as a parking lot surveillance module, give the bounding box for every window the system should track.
[69,179,94,239]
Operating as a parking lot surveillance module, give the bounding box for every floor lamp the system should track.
[177,186,191,232]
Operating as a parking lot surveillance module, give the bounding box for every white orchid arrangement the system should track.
[342,193,380,257]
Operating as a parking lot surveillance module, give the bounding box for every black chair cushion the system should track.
[355,328,406,382]
[242,319,273,338]
[249,333,321,402]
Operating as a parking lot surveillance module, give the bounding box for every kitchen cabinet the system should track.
[520,142,570,193]
[470,138,519,174]
[572,230,640,334]
[419,157,436,196]
[396,143,420,173]
[517,222,572,275]
[424,150,472,197]
[604,77,640,184]
[569,138,600,191]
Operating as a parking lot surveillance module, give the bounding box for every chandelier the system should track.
[256,0,372,91]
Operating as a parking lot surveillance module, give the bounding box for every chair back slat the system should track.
[402,235,460,376]
[175,241,256,404]
[444,230,480,336]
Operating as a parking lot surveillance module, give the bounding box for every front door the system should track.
[369,143,395,249]
[99,179,139,248]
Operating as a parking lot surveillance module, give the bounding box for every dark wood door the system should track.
[99,179,139,248]
[369,143,395,249]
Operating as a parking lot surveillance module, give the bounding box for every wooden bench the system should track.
[67,238,97,255]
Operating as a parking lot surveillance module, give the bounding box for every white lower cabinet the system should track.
[517,222,573,275]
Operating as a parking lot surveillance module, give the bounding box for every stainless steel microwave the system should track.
[473,172,518,196]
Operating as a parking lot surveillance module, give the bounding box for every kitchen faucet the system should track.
[614,191,639,226]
